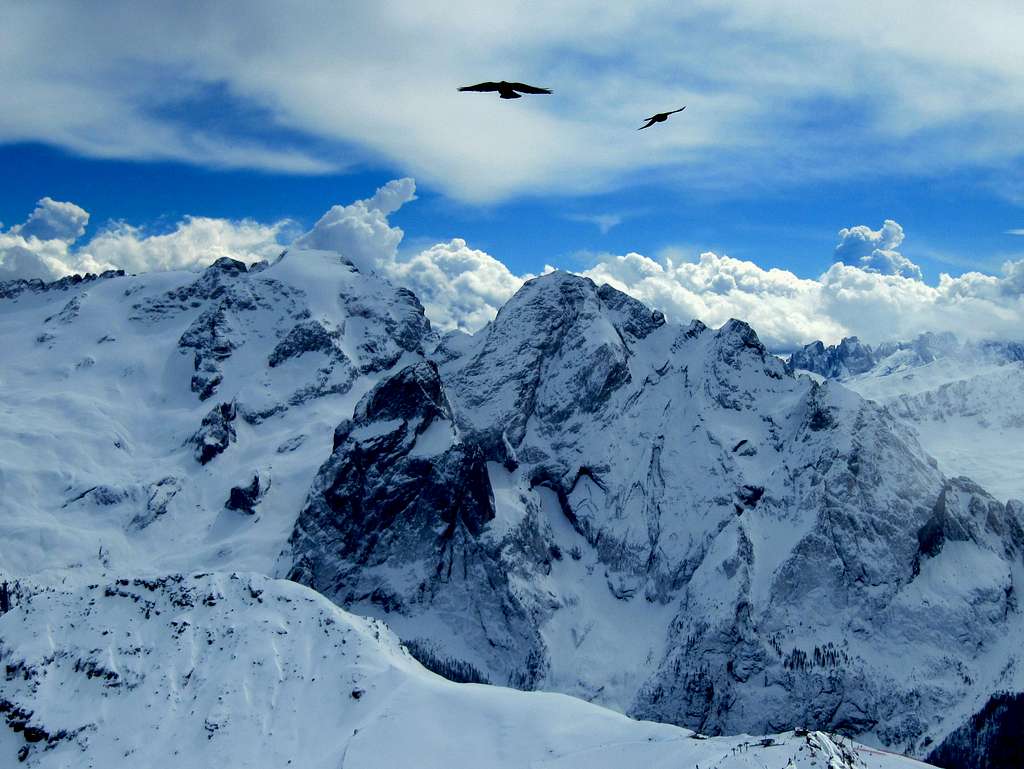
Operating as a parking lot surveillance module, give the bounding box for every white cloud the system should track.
[4,2,1024,201]
[292,178,417,274]
[1006,229,1024,236]
[13,197,90,242]
[82,217,290,274]
[0,245,65,282]
[292,179,527,331]
[390,239,530,332]
[833,219,923,280]
[581,251,847,349]
[0,197,289,282]
[581,235,1024,349]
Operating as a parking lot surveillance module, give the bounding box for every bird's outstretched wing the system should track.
[458,82,502,92]
[638,117,659,130]
[667,106,686,115]
[507,82,553,94]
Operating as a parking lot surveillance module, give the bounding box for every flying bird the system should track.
[638,106,686,130]
[458,81,553,99]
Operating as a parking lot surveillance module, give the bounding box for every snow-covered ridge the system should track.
[0,573,926,769]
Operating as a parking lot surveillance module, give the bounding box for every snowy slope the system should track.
[0,573,927,769]
[788,334,1024,502]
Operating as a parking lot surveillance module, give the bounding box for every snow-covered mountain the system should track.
[284,271,1024,764]
[787,334,1024,502]
[0,250,431,580]
[1,249,1017,767]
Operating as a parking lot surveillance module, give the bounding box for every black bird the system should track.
[638,106,686,130]
[458,81,553,100]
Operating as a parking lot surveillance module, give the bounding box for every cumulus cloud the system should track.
[292,178,416,274]
[833,220,923,280]
[390,239,530,332]
[581,251,848,349]
[82,217,290,273]
[580,242,1024,349]
[0,245,64,282]
[293,179,527,331]
[13,197,90,242]
[0,197,289,282]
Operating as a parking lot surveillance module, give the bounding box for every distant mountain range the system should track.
[787,332,1024,502]
[2,252,1021,768]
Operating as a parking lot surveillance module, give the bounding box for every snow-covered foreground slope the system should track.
[0,573,927,769]
[787,334,1024,502]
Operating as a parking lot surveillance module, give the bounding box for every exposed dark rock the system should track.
[787,337,877,378]
[189,402,237,465]
[342,286,432,374]
[0,269,125,302]
[179,304,238,401]
[403,639,490,684]
[268,320,344,367]
[225,474,265,514]
[44,295,83,324]
[597,283,665,340]
[276,435,305,453]
[128,477,183,530]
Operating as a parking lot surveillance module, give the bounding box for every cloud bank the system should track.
[585,249,1024,349]
[292,181,1023,348]
[5,183,1022,351]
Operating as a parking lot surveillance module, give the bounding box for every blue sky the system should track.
[2,1,1023,347]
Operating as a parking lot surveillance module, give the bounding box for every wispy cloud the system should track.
[565,213,625,234]
[3,2,1024,201]
[1006,229,1024,236]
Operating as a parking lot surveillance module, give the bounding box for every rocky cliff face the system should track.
[286,360,549,685]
